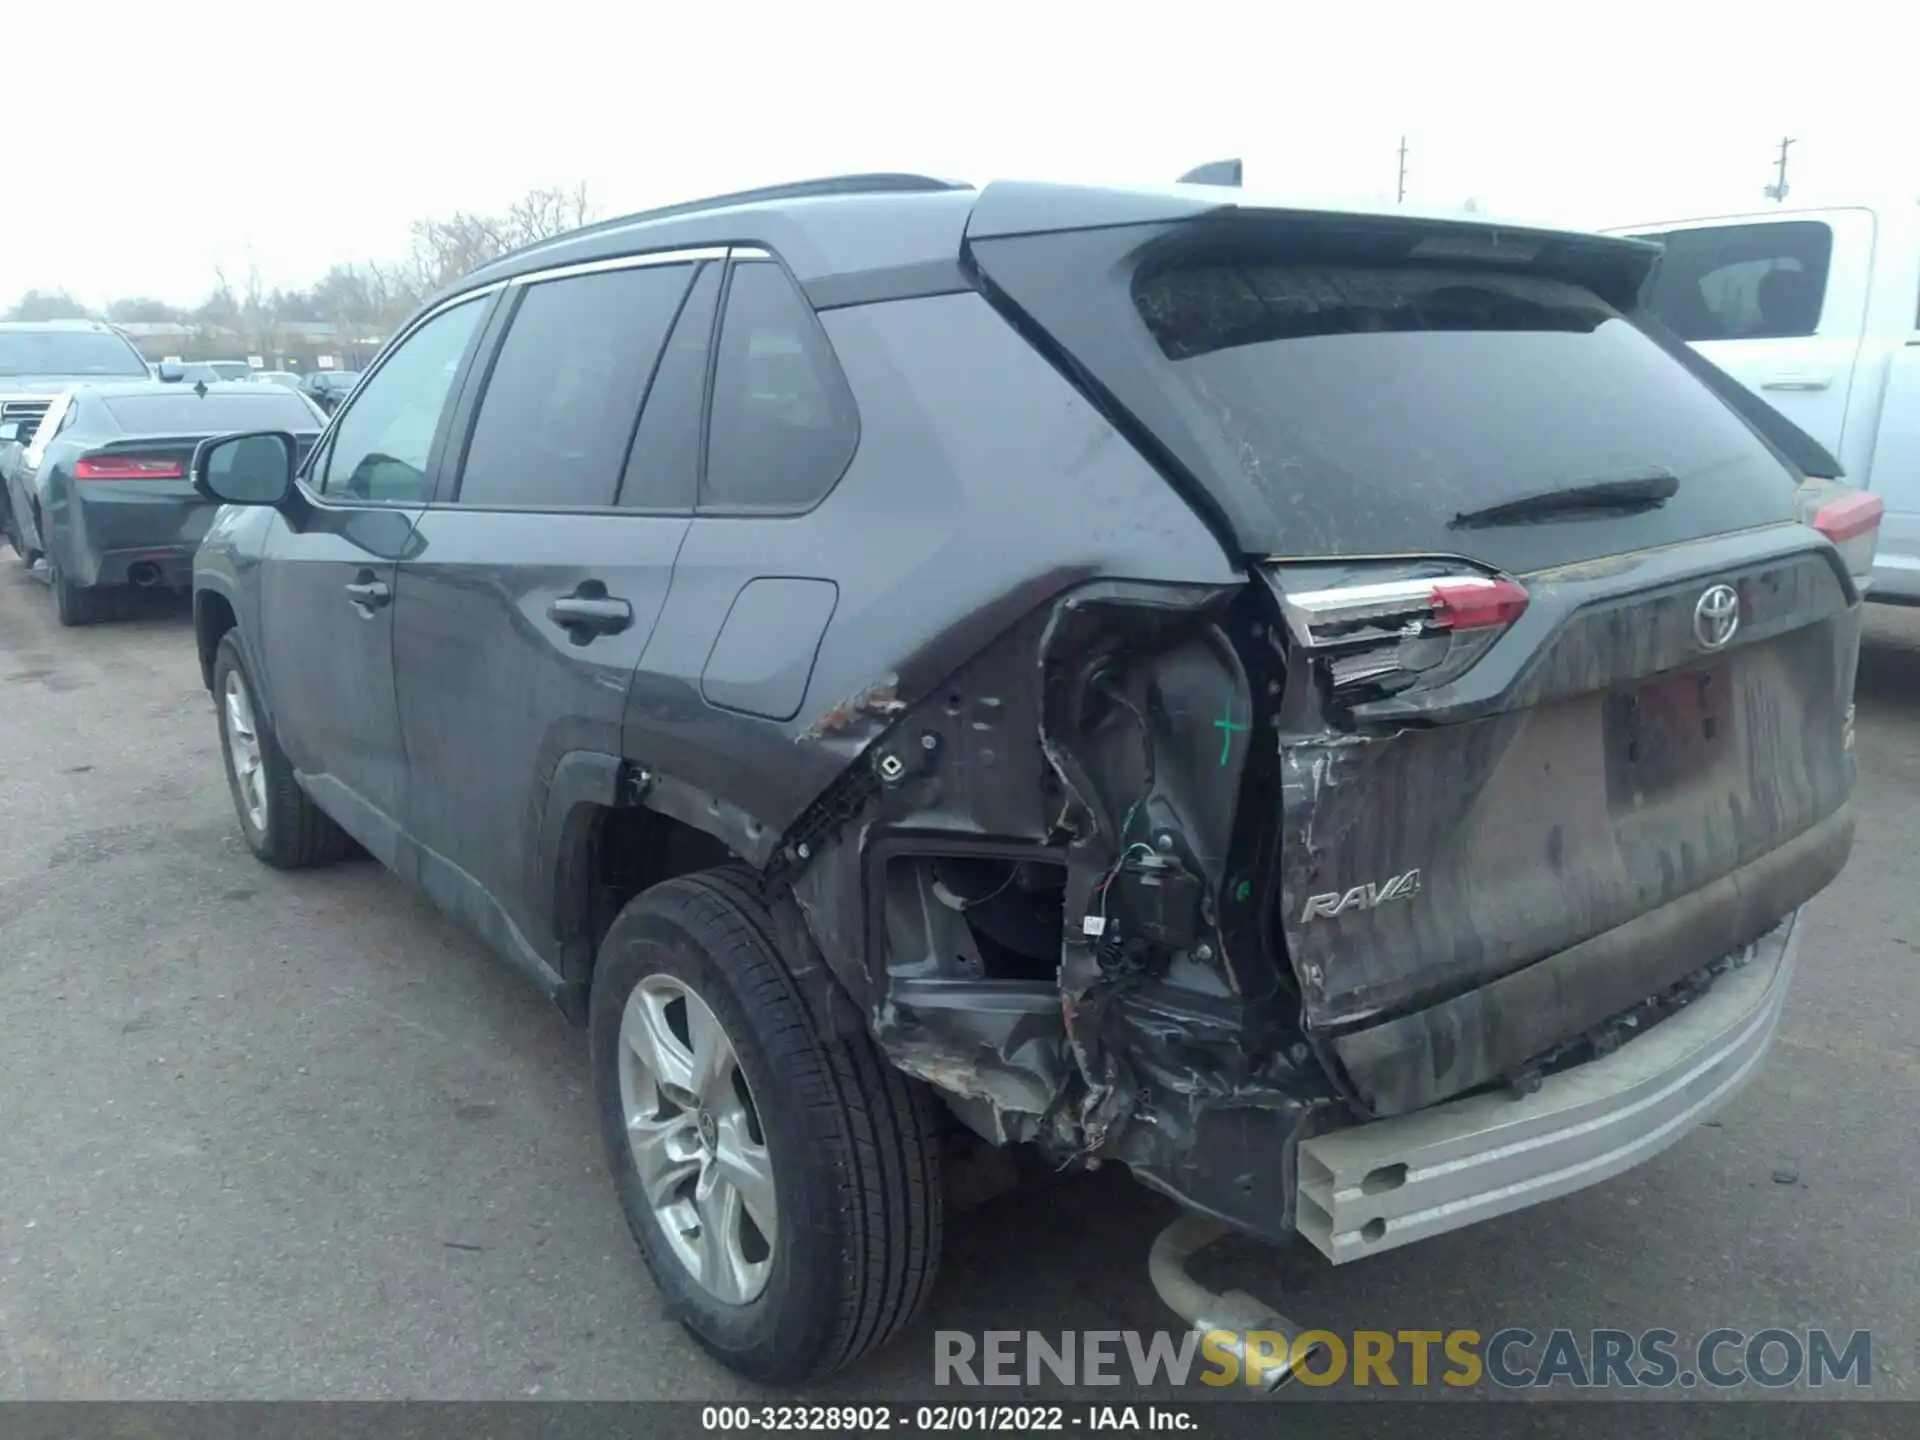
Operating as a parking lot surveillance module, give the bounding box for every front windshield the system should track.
[0,330,148,378]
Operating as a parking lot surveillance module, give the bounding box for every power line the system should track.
[1764,137,1795,202]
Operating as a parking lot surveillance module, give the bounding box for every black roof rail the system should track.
[495,172,973,268]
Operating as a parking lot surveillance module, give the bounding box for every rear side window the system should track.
[1637,221,1832,341]
[620,261,720,511]
[457,264,693,508]
[701,260,858,511]
[103,392,320,432]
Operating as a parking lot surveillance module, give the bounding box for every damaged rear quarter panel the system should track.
[625,289,1239,1015]
[621,290,1240,866]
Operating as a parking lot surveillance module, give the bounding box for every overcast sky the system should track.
[9,2,1911,309]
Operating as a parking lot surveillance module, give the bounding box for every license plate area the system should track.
[1605,663,1734,806]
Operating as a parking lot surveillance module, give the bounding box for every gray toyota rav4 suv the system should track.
[190,174,1872,1385]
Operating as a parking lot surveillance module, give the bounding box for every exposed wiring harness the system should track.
[1084,672,1162,964]
[1094,672,1155,848]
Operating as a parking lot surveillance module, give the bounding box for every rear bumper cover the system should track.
[1327,806,1851,1116]
[1295,907,1801,1264]
[52,491,213,587]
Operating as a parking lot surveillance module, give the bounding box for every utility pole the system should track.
[1396,135,1409,204]
[1764,137,1795,202]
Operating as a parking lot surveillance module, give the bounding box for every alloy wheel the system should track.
[223,669,268,832]
[618,974,777,1304]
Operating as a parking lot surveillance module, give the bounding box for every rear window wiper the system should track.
[1450,468,1680,529]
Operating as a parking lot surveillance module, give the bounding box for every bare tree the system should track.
[33,181,607,346]
[106,296,185,324]
[399,211,511,299]
[6,289,96,321]
[503,183,595,247]
[199,268,240,328]
[381,183,598,317]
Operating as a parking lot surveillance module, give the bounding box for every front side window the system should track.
[1637,221,1833,341]
[317,298,487,503]
[457,264,692,508]
[701,260,858,511]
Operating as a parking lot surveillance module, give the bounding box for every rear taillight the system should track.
[1427,578,1530,631]
[1799,481,1882,587]
[1274,571,1529,697]
[74,455,184,481]
[1281,574,1529,644]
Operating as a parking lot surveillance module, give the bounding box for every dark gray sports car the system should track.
[5,381,324,625]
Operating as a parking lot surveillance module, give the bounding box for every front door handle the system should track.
[344,577,390,610]
[1761,374,1833,392]
[548,592,633,640]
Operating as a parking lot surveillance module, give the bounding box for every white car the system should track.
[1607,202,1920,604]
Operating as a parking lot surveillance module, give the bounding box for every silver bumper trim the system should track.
[1296,914,1800,1264]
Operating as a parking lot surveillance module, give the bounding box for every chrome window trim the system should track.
[506,246,731,288]
[305,242,767,508]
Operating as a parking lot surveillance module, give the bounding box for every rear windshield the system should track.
[103,392,319,433]
[0,330,148,378]
[1131,261,1800,565]
[1635,221,1832,341]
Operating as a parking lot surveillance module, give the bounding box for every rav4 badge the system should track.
[1301,869,1423,923]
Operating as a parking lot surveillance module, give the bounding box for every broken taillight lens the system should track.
[1280,574,1529,644]
[1273,570,1529,697]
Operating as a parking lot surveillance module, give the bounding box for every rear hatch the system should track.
[967,187,1864,1115]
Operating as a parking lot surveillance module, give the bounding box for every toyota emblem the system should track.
[1693,584,1741,650]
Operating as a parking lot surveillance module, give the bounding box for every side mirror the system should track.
[157,360,186,383]
[0,421,19,444]
[192,430,296,506]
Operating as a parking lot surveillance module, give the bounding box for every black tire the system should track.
[591,867,944,1385]
[211,631,355,869]
[51,558,105,627]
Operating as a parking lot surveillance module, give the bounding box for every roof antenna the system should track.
[1178,158,1243,187]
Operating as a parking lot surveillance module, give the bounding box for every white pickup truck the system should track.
[1606,202,1920,604]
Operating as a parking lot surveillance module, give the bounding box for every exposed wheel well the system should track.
[559,804,736,995]
[195,592,238,691]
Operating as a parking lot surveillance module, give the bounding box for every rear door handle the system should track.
[548,593,633,639]
[344,577,390,610]
[1761,374,1833,391]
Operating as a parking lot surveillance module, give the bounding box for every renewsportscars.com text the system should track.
[935,1327,1872,1390]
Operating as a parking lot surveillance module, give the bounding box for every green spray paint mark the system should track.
[1214,692,1250,767]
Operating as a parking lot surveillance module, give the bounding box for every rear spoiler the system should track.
[1635,311,1845,479]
